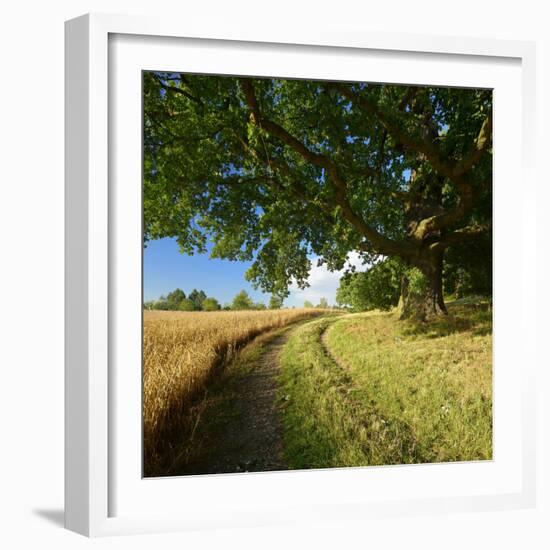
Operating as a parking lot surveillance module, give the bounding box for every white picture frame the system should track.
[65,13,537,537]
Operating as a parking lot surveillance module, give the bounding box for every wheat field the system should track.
[143,308,323,475]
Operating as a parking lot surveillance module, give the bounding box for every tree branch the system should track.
[328,83,493,240]
[451,112,492,177]
[328,83,490,218]
[411,176,490,241]
[428,224,490,252]
[329,82,456,179]
[153,74,205,108]
[240,79,343,176]
[391,190,411,203]
[239,78,415,258]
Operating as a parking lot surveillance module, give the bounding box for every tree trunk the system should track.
[397,252,447,321]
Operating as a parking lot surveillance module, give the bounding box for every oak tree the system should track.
[144,73,492,319]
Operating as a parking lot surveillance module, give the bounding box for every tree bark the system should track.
[397,251,447,321]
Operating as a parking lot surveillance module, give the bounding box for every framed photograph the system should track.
[65,13,537,536]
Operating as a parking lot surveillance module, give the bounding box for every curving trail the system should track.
[320,322,350,374]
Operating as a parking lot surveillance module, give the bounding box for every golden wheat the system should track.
[143,308,323,474]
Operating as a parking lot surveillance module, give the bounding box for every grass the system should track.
[143,308,325,476]
[278,303,492,469]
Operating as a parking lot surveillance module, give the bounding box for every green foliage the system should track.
[188,289,207,310]
[143,73,492,302]
[151,296,171,310]
[336,258,404,312]
[443,235,492,298]
[303,300,314,308]
[166,288,186,308]
[144,289,273,312]
[231,290,254,310]
[268,294,284,309]
[406,267,428,296]
[145,288,210,310]
[202,297,221,311]
[177,298,196,311]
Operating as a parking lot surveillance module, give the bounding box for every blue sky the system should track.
[144,237,366,307]
[144,237,270,306]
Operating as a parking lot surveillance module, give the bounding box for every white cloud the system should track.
[286,251,368,307]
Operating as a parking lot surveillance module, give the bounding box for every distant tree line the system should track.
[301,298,332,309]
[144,288,213,311]
[144,288,287,311]
[145,288,336,311]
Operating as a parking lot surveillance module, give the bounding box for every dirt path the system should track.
[180,331,291,475]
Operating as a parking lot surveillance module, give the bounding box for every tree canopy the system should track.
[188,289,207,310]
[144,73,492,318]
[166,288,186,308]
[231,290,255,310]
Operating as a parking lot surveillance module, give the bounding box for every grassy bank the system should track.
[278,303,492,469]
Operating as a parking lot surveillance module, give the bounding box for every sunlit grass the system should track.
[278,303,492,469]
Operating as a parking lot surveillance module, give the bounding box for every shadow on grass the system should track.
[401,303,492,339]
